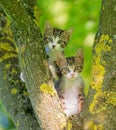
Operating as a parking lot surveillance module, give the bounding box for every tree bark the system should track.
[81,0,116,130]
[0,8,40,130]
[0,0,116,130]
[0,0,66,130]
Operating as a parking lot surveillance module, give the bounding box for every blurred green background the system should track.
[0,0,101,129]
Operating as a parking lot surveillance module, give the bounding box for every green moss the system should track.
[40,83,56,96]
[89,34,112,114]
[23,91,28,96]
[104,91,116,106]
[5,64,11,69]
[17,44,26,54]
[89,90,116,115]
[0,13,17,63]
[91,34,112,91]
[94,124,103,130]
[11,68,17,74]
[3,73,7,80]
[16,120,20,127]
[0,14,13,36]
[67,122,72,130]
[0,52,17,62]
[0,42,15,52]
[89,91,106,114]
[11,88,18,95]
[84,121,103,130]
[33,6,42,26]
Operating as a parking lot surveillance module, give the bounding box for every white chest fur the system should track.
[61,77,83,117]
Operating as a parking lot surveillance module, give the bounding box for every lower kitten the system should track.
[55,48,84,117]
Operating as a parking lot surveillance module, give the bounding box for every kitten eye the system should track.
[62,67,70,74]
[46,37,53,42]
[65,67,70,72]
[74,66,82,72]
[60,43,65,48]
[78,66,82,72]
[57,40,62,44]
[74,66,79,72]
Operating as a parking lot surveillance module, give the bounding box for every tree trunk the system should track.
[0,7,40,130]
[0,0,66,130]
[0,0,116,130]
[81,0,116,130]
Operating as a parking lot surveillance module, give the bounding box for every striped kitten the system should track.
[44,21,73,80]
[56,48,84,117]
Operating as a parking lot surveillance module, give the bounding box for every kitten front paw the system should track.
[78,93,84,113]
[59,96,67,110]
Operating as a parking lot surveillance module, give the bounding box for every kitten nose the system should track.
[52,45,56,48]
[71,73,75,77]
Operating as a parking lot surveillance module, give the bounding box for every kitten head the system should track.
[44,21,73,51]
[56,48,84,80]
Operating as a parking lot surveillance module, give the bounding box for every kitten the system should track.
[56,48,84,117]
[44,21,73,80]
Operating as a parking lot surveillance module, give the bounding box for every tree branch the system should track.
[0,9,40,130]
[0,0,66,130]
[81,0,116,129]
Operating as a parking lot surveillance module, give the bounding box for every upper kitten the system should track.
[56,48,84,117]
[44,21,73,62]
[44,21,73,80]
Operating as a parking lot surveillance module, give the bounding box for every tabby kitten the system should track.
[44,21,73,80]
[56,48,84,117]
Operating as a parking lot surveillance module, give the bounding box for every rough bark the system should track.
[81,0,116,130]
[0,7,40,130]
[0,0,66,130]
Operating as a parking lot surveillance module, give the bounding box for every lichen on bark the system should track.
[82,0,116,130]
[0,0,66,130]
[0,9,40,130]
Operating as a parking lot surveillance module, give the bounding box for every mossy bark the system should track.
[0,8,40,130]
[0,0,66,130]
[80,0,116,130]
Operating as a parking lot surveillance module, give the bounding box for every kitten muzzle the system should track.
[52,45,56,48]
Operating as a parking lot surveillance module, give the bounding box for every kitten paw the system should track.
[78,93,84,113]
[59,96,67,110]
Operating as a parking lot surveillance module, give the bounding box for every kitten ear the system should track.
[61,28,73,43]
[64,28,74,36]
[56,52,67,68]
[44,21,53,36]
[75,48,84,67]
[44,21,52,30]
